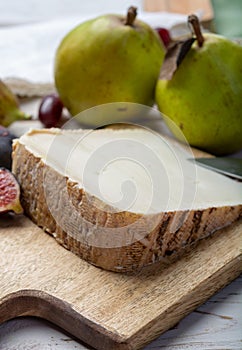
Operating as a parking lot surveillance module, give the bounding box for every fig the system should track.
[0,126,16,170]
[0,80,30,127]
[0,167,23,214]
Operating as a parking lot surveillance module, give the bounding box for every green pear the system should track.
[54,7,165,126]
[155,15,242,156]
[0,80,30,127]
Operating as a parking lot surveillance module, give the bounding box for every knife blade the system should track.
[190,157,242,180]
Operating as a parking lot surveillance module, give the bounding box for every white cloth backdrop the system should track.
[0,0,201,84]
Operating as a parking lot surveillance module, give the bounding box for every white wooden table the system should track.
[0,275,241,350]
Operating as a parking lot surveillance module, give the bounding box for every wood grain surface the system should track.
[143,0,214,30]
[143,0,213,20]
[1,275,241,350]
[0,214,241,350]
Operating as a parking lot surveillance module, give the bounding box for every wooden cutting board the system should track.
[0,214,241,350]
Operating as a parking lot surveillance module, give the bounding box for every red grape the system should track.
[38,94,63,128]
[155,27,171,47]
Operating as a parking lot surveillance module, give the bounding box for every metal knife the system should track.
[190,157,242,180]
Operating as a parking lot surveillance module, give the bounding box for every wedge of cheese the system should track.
[12,128,242,272]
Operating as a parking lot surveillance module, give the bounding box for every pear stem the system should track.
[125,6,137,26]
[188,14,204,47]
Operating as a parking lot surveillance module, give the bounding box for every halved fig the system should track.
[0,167,23,214]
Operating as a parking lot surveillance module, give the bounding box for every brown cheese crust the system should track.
[12,141,242,272]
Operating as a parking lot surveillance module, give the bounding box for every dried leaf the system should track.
[159,37,196,80]
[177,37,196,67]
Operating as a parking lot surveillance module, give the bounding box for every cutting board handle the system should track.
[0,289,125,349]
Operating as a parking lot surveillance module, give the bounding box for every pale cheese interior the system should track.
[17,128,242,214]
